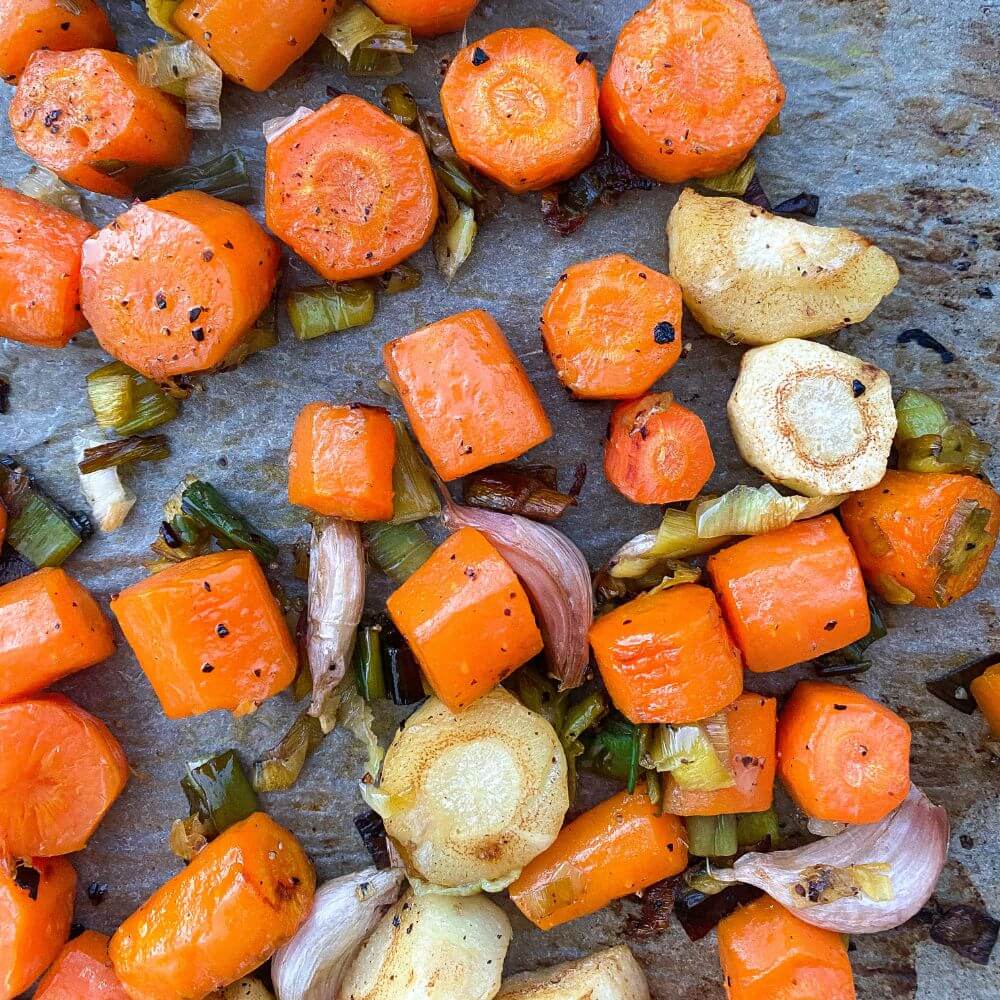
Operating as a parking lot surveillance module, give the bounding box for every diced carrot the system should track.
[0,567,115,703]
[0,0,115,84]
[174,0,332,91]
[707,515,870,673]
[80,190,281,379]
[288,403,396,521]
[663,693,777,816]
[9,48,190,197]
[0,187,95,348]
[604,393,715,505]
[109,813,315,1000]
[718,896,856,1000]
[384,309,552,481]
[777,681,911,825]
[0,694,128,857]
[600,0,785,183]
[111,550,297,720]
[441,27,601,193]
[265,95,437,282]
[840,470,1000,609]
[368,0,478,36]
[34,930,128,1000]
[0,855,75,1000]
[589,584,743,725]
[510,787,687,930]
[970,663,1000,738]
[387,527,543,712]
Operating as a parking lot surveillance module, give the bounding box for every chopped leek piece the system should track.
[435,158,478,207]
[78,434,170,475]
[381,83,418,126]
[434,182,476,280]
[643,560,702,595]
[324,2,386,59]
[324,3,413,74]
[463,464,577,524]
[363,521,434,583]
[507,666,569,730]
[876,573,916,606]
[170,813,210,861]
[701,155,757,196]
[137,41,223,130]
[354,625,386,702]
[794,863,894,905]
[694,484,844,539]
[817,598,886,675]
[894,389,992,474]
[736,808,780,848]
[381,620,425,705]
[218,300,279,371]
[86,361,179,435]
[560,691,609,802]
[287,283,376,340]
[765,114,782,136]
[609,506,726,579]
[17,166,84,217]
[362,23,415,54]
[895,389,949,439]
[134,150,253,204]
[178,480,278,565]
[645,769,662,811]
[378,262,423,295]
[348,48,403,77]
[582,714,636,782]
[685,814,737,858]
[146,0,183,36]
[76,431,136,533]
[181,750,259,838]
[389,420,440,524]
[647,719,736,792]
[253,712,326,793]
[627,723,648,794]
[932,502,993,605]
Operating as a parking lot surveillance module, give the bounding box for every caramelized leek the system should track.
[582,714,636,782]
[146,0,182,36]
[736,808,780,849]
[325,2,388,58]
[324,2,414,77]
[179,480,278,564]
[354,625,386,702]
[134,150,253,204]
[78,434,170,475]
[137,41,222,130]
[86,361,179,435]
[253,712,326,793]
[463,464,577,523]
[608,505,727,579]
[17,166,84,216]
[685,814,737,859]
[434,182,477,280]
[363,521,433,582]
[378,262,422,295]
[381,83,418,126]
[389,420,440,524]
[894,389,991,474]
[701,155,757,196]
[647,718,735,792]
[694,484,844,539]
[816,599,886,676]
[181,750,259,838]
[380,620,425,705]
[288,283,376,340]
[218,300,279,371]
[348,48,403,77]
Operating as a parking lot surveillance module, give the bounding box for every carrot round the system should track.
[509,787,687,930]
[589,583,743,725]
[34,930,128,1000]
[440,27,601,193]
[840,470,1000,608]
[368,0,478,36]
[777,681,911,825]
[9,48,190,198]
[265,94,437,282]
[541,254,683,400]
[0,0,115,84]
[109,813,315,1000]
[600,0,785,183]
[0,694,128,857]
[718,896,856,1000]
[81,190,280,379]
[0,855,75,1000]
[604,393,715,505]
[0,187,95,348]
[707,515,870,673]
[970,663,1000,738]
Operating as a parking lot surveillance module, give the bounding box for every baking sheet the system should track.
[1,0,998,996]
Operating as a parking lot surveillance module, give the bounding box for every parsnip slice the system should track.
[498,945,650,1000]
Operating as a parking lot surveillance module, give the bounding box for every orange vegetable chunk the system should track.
[510,787,687,930]
[589,583,743,725]
[0,694,128,857]
[718,896,856,1000]
[288,403,395,520]
[9,48,190,197]
[110,550,297,720]
[707,515,870,673]
[971,663,1000,738]
[0,501,5,549]
[777,680,911,825]
[81,191,281,379]
[387,527,542,712]
[34,930,128,1000]
[109,813,315,1000]
[368,0,478,36]
[384,309,552,481]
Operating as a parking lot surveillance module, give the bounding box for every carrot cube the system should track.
[35,930,128,1000]
[111,550,297,719]
[387,527,543,712]
[971,663,1000,738]
[384,310,552,481]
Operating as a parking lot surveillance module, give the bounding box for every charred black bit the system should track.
[381,619,425,705]
[0,376,8,414]
[472,47,490,66]
[674,879,763,941]
[86,881,109,905]
[975,286,993,299]
[742,174,772,211]
[155,291,168,310]
[626,877,677,938]
[897,328,955,364]
[653,321,676,345]
[13,862,40,901]
[815,599,885,677]
[925,901,999,966]
[575,50,591,64]
[852,379,866,397]
[926,656,994,714]
[568,462,587,498]
[354,808,391,869]
[772,192,821,218]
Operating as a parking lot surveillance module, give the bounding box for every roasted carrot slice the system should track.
[368,0,478,36]
[109,813,315,1000]
[604,393,715,504]
[777,681,910,825]
[590,584,743,725]
[288,403,396,521]
[0,0,115,84]
[718,896,856,1000]
[707,515,870,673]
[265,95,437,282]
[174,0,332,91]
[440,27,601,193]
[840,470,1000,608]
[384,309,552,481]
[971,663,1000,738]
[34,930,128,1000]
[0,187,95,348]
[9,48,190,198]
[0,855,75,1000]
[0,694,128,857]
[510,787,687,930]
[0,567,115,703]
[387,526,543,712]
[80,190,280,379]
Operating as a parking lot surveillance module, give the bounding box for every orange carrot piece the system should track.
[604,393,715,505]
[109,813,315,1000]
[265,95,437,282]
[970,663,1000,739]
[718,896,856,1000]
[600,0,785,183]
[34,930,128,1000]
[9,48,190,198]
[384,310,552,481]
[777,681,911,825]
[663,693,777,816]
[589,584,743,725]
[288,403,396,521]
[510,787,687,930]
[368,0,478,36]
[387,527,543,712]
[840,470,1000,609]
[0,694,128,857]
[707,515,870,674]
[441,27,601,193]
[541,254,683,400]
[80,190,280,379]
[0,187,96,348]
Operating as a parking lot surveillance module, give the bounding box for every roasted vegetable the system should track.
[497,945,650,999]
